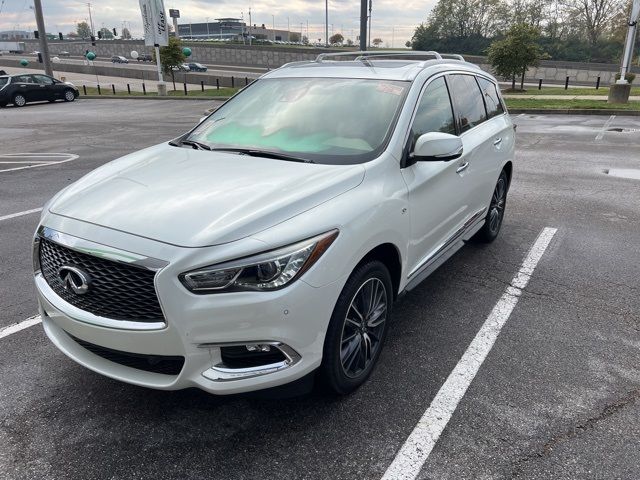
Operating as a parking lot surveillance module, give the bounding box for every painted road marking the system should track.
[595,115,616,142]
[381,227,558,480]
[0,208,43,222]
[0,315,42,340]
[0,153,79,173]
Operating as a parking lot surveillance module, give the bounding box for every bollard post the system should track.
[216,78,220,90]
[538,79,543,90]
[596,77,601,90]
[245,76,248,86]
[112,84,116,95]
[82,85,87,95]
[231,76,235,88]
[142,83,146,95]
[565,76,569,90]
[97,84,101,95]
[184,82,188,96]
[127,84,131,94]
[201,80,204,92]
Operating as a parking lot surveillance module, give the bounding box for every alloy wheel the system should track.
[488,177,506,234]
[340,277,388,378]
[64,90,75,101]
[13,95,26,107]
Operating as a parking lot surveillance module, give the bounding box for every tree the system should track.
[346,38,354,46]
[98,27,114,40]
[77,21,91,39]
[487,23,543,90]
[405,40,412,48]
[329,33,344,45]
[289,32,301,42]
[121,27,132,40]
[567,0,625,46]
[153,36,185,75]
[372,37,383,47]
[302,35,309,45]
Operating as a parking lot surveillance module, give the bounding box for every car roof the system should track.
[263,51,487,83]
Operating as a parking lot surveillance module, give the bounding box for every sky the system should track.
[0,0,437,48]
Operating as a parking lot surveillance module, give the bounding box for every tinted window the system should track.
[410,76,456,146]
[14,75,33,83]
[0,77,8,87]
[448,75,487,133]
[34,75,54,85]
[477,77,504,118]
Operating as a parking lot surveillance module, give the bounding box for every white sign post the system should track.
[139,0,169,95]
[617,0,640,85]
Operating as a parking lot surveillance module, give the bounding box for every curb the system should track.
[79,95,231,101]
[509,108,640,116]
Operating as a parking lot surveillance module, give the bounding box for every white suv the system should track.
[34,51,514,395]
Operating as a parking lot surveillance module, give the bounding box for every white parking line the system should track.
[381,227,558,480]
[0,315,42,340]
[0,208,43,222]
[0,153,79,173]
[595,115,616,142]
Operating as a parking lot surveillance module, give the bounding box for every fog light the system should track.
[246,344,271,352]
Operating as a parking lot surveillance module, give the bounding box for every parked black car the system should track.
[111,55,129,63]
[0,73,79,107]
[137,53,153,62]
[187,62,207,72]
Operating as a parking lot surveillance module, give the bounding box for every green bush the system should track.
[614,72,636,84]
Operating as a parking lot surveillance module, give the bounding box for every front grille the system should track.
[69,333,184,375]
[39,238,164,322]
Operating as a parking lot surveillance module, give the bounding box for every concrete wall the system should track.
[17,39,640,87]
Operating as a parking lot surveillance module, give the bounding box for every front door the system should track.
[401,75,471,278]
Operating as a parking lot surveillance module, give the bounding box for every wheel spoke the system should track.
[367,305,386,328]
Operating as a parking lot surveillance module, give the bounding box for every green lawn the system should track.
[80,86,239,97]
[505,98,640,111]
[504,86,640,96]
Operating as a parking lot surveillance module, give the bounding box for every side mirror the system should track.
[412,132,463,162]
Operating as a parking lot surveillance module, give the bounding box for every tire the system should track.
[12,93,26,107]
[473,170,509,243]
[321,260,393,394]
[63,89,76,102]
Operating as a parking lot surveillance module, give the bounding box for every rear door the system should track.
[446,74,495,219]
[12,75,39,102]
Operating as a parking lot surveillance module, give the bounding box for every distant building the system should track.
[177,18,292,41]
[0,30,34,40]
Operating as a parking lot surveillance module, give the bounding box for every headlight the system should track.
[180,230,339,293]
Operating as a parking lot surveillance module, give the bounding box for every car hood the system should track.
[49,143,365,247]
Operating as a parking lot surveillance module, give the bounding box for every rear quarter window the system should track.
[448,74,487,133]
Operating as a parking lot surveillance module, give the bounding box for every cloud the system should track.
[1,0,437,47]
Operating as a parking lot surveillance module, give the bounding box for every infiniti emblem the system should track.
[57,266,91,295]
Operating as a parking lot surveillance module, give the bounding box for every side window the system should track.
[34,75,54,85]
[410,76,456,147]
[477,77,504,118]
[448,74,487,133]
[14,75,31,83]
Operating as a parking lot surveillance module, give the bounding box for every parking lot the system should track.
[1,100,639,479]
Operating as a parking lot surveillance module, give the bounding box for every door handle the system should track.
[456,162,469,174]
[493,138,503,146]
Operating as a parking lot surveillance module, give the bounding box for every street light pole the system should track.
[325,0,329,47]
[33,0,53,76]
[617,0,640,84]
[359,0,367,50]
[86,2,95,36]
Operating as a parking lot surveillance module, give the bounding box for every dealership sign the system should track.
[139,0,169,47]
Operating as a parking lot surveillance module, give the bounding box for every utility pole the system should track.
[617,0,640,84]
[86,2,95,36]
[359,0,367,50]
[33,0,53,76]
[325,0,329,47]
[248,8,252,46]
[368,0,372,48]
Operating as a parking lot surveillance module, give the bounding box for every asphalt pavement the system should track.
[0,100,639,479]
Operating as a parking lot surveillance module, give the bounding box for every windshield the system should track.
[187,77,409,164]
[0,77,8,88]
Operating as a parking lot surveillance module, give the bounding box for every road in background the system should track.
[0,102,639,479]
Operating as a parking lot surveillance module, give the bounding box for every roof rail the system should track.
[316,50,444,62]
[440,54,466,61]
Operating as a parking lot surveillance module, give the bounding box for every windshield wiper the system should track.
[210,148,315,164]
[169,139,212,150]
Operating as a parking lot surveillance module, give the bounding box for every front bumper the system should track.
[35,218,343,395]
